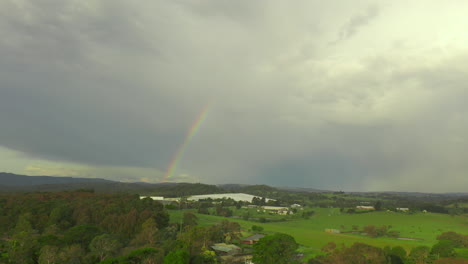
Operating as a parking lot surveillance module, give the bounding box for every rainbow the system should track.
[163,103,211,181]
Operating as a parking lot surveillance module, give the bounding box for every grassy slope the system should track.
[169,209,468,256]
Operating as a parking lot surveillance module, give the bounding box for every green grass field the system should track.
[169,208,468,258]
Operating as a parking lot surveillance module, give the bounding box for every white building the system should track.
[356,206,375,210]
[262,206,290,215]
[140,196,164,200]
[187,193,274,202]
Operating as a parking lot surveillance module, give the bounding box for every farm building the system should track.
[187,193,274,202]
[139,196,178,206]
[325,229,340,234]
[211,243,241,256]
[262,206,290,215]
[356,206,375,210]
[140,196,164,200]
[242,234,265,245]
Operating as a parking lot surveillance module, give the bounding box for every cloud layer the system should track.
[1,0,468,192]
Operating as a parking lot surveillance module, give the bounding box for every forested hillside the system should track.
[0,191,169,263]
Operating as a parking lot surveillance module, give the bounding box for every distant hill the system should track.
[0,172,112,186]
[217,184,250,190]
[276,186,330,193]
[0,173,224,196]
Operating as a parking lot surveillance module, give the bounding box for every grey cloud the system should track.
[1,1,468,191]
[337,5,379,42]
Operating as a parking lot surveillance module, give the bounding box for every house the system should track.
[291,204,302,208]
[356,206,375,210]
[242,234,265,245]
[262,206,290,215]
[396,208,409,212]
[211,243,241,256]
[325,229,340,234]
[140,196,164,200]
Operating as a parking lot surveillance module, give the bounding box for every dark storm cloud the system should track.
[0,0,191,168]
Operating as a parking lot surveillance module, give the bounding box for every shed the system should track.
[211,243,241,255]
[242,234,265,245]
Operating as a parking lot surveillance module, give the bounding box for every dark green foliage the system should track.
[0,191,170,264]
[253,233,299,264]
[38,234,61,247]
[182,212,198,228]
[99,248,162,264]
[431,240,457,258]
[408,246,431,264]
[312,242,387,264]
[214,206,232,217]
[251,225,264,232]
[197,207,210,215]
[437,231,468,248]
[207,220,241,243]
[63,224,102,248]
[163,249,190,264]
[374,201,383,211]
[89,234,122,262]
[388,246,407,264]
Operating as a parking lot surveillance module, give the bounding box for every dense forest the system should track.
[0,190,252,263]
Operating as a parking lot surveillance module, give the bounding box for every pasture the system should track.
[169,208,468,257]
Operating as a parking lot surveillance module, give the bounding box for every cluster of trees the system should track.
[252,233,299,264]
[195,201,233,217]
[436,231,468,248]
[361,225,400,238]
[0,191,170,263]
[310,231,468,264]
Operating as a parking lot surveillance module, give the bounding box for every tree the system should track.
[437,231,467,248]
[8,215,39,264]
[178,226,208,256]
[89,234,121,262]
[58,244,85,264]
[346,243,386,264]
[312,242,386,264]
[124,248,163,264]
[387,246,406,264]
[38,245,59,264]
[183,212,198,228]
[363,225,377,237]
[163,249,190,264]
[431,240,456,259]
[197,207,210,215]
[408,246,430,264]
[321,242,336,253]
[192,247,218,264]
[374,201,383,211]
[251,225,263,232]
[62,225,101,248]
[131,218,159,247]
[253,233,299,264]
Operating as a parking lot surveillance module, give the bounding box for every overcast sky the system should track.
[1,0,468,192]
